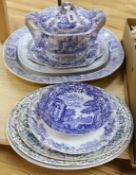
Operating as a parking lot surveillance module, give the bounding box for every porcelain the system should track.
[30,37,102,68]
[37,82,111,135]
[25,2,105,67]
[3,27,124,84]
[7,87,133,170]
[26,90,117,154]
[18,93,117,158]
[17,29,109,74]
[16,87,116,161]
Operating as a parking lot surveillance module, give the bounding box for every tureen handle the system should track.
[25,12,41,40]
[94,10,106,32]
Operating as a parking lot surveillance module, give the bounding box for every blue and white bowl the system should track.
[25,2,106,68]
[37,82,112,135]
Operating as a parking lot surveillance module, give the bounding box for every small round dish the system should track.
[27,99,116,154]
[18,94,117,158]
[38,82,112,135]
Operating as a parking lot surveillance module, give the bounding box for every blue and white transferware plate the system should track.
[16,88,115,161]
[17,32,109,74]
[3,27,124,84]
[25,87,117,154]
[18,96,117,158]
[7,87,133,170]
[37,82,112,135]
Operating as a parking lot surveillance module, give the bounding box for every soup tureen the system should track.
[25,2,106,68]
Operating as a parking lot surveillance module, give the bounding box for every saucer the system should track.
[37,82,112,135]
[17,33,109,75]
[7,87,133,170]
[3,27,124,84]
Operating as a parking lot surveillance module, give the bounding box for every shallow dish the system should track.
[18,95,117,158]
[38,82,112,135]
[26,98,116,154]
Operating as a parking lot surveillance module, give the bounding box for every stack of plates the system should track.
[3,27,124,84]
[7,82,133,170]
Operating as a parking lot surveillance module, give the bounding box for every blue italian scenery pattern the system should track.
[26,86,118,154]
[38,82,112,135]
[17,32,109,74]
[26,31,102,68]
[26,3,105,35]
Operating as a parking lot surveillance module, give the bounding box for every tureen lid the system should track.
[29,2,105,35]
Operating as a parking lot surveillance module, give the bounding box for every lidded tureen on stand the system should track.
[3,2,124,83]
[25,2,106,68]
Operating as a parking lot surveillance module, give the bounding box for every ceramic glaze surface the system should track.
[25,2,105,66]
[6,87,133,170]
[26,4,104,35]
[26,85,117,154]
[17,30,108,70]
[15,87,119,159]
[18,96,116,157]
[28,36,102,68]
[17,33,108,74]
[30,31,100,68]
[3,27,124,84]
[38,82,112,135]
